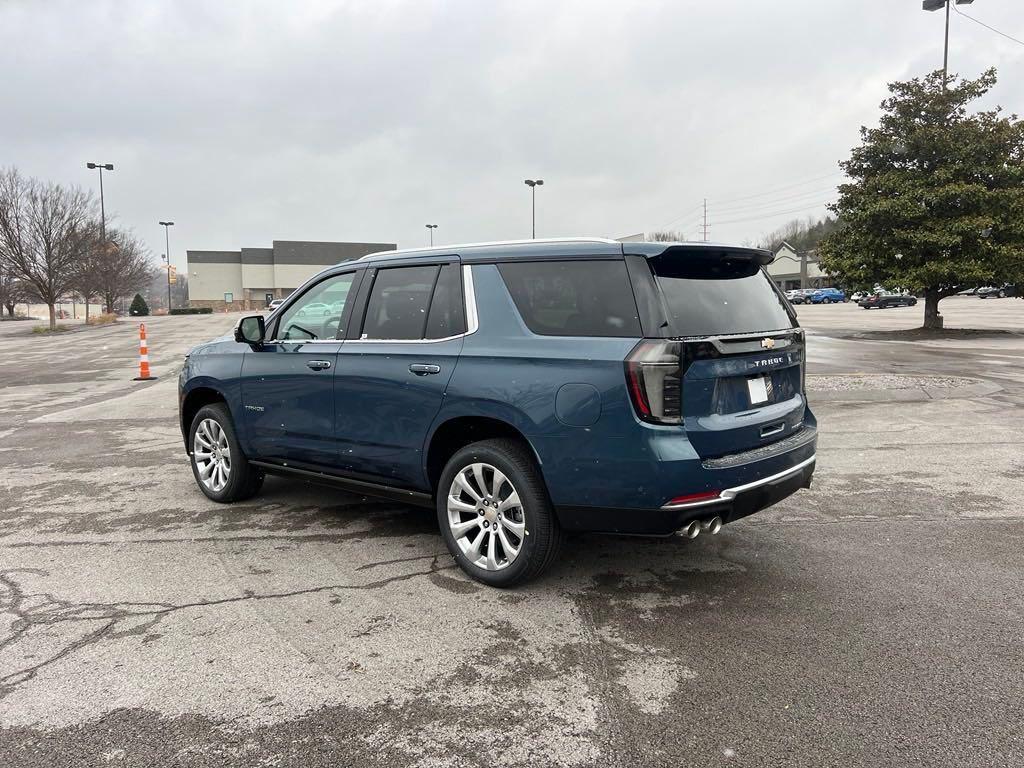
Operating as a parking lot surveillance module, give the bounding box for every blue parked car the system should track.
[809,287,846,304]
[179,238,817,586]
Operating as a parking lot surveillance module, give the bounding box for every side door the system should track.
[241,269,362,467]
[334,259,469,488]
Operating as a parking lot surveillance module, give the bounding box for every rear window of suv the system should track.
[648,252,795,337]
[498,260,641,337]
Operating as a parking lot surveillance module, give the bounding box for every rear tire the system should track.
[189,403,264,503]
[437,439,562,588]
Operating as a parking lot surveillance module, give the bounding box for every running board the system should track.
[250,460,434,508]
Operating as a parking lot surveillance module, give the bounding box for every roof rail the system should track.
[358,237,620,260]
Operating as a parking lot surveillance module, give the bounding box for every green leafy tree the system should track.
[129,293,149,316]
[819,69,1024,328]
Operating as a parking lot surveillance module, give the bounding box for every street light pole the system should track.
[159,221,175,310]
[524,179,544,238]
[425,224,438,246]
[86,162,114,241]
[923,0,975,88]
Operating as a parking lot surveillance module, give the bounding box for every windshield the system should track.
[648,253,795,337]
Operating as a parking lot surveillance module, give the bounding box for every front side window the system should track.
[275,272,355,341]
[361,265,440,340]
[497,260,641,337]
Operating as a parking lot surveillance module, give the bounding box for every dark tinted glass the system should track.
[425,264,467,339]
[361,265,439,340]
[649,254,794,337]
[497,260,641,337]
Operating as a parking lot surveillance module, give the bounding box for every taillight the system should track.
[625,341,683,424]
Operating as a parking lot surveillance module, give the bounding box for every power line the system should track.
[712,201,835,227]
[712,186,841,215]
[953,5,1024,47]
[709,171,844,206]
[653,170,843,232]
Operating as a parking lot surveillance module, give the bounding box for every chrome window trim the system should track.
[661,454,816,510]
[264,338,343,345]
[345,264,479,345]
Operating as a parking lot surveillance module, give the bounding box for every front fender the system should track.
[178,343,248,450]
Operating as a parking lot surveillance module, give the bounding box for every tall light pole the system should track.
[86,163,114,241]
[923,0,975,88]
[159,221,175,310]
[524,179,543,238]
[86,162,114,314]
[425,224,438,246]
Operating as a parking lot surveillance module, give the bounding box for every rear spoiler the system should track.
[622,243,774,266]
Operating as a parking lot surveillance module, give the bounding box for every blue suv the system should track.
[179,239,817,586]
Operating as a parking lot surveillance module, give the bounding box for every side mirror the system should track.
[235,315,265,345]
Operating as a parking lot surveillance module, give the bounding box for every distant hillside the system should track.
[756,216,840,253]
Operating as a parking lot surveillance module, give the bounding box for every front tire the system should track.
[189,403,264,502]
[437,439,562,587]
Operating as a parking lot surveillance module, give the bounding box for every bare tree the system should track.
[69,221,105,322]
[95,228,158,313]
[646,230,688,242]
[0,266,31,317]
[0,168,96,329]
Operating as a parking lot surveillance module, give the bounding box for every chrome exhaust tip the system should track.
[680,521,701,539]
[701,516,723,535]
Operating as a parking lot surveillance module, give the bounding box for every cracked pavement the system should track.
[1,299,1023,767]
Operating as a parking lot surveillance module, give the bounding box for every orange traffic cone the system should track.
[133,323,158,381]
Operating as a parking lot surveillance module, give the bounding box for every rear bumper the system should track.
[557,455,815,535]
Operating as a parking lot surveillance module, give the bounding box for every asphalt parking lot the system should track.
[2,296,1023,767]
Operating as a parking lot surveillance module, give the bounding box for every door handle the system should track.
[409,363,441,376]
[306,360,332,371]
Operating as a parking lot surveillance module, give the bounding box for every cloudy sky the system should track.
[1,0,1022,268]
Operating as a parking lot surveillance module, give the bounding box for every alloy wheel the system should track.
[193,418,231,492]
[446,462,526,571]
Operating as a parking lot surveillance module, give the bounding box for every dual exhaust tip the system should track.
[679,516,723,539]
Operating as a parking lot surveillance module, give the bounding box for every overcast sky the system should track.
[1,0,1021,267]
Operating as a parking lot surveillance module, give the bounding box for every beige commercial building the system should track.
[186,240,395,310]
[766,241,834,291]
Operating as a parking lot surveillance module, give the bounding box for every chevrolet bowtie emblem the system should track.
[761,337,775,350]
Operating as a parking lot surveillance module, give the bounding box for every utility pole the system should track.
[701,198,709,242]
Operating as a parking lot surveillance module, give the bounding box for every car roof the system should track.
[348,238,774,266]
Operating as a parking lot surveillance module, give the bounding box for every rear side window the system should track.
[425,264,467,339]
[649,254,795,337]
[497,260,641,337]
[361,265,439,340]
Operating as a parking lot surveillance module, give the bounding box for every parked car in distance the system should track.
[179,238,817,586]
[977,284,1017,299]
[268,299,284,311]
[860,292,918,309]
[810,287,846,304]
[295,301,333,317]
[785,288,815,305]
[850,291,870,302]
